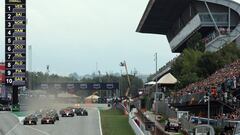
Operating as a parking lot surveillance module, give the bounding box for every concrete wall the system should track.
[169,14,202,51]
[167,0,240,52]
[156,101,177,118]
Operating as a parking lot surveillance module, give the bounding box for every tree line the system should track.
[148,32,240,91]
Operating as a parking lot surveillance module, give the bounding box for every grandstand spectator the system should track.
[170,59,240,109]
[224,92,228,101]
[233,96,237,103]
[201,28,230,45]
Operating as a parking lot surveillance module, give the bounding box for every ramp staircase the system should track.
[206,25,240,52]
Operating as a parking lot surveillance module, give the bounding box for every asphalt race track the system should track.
[0,108,102,135]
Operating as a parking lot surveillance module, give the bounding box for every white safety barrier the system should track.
[97,109,103,135]
[129,112,145,135]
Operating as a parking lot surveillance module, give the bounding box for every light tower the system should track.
[28,45,32,90]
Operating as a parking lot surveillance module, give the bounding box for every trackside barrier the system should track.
[129,112,145,135]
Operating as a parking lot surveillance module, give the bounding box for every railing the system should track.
[205,22,240,52]
[169,93,206,106]
[128,112,145,135]
[199,12,229,26]
[216,100,235,110]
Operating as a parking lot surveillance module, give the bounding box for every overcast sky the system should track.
[0,0,239,76]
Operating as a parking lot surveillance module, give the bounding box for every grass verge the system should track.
[12,111,27,117]
[100,109,135,135]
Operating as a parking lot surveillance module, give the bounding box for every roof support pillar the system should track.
[204,1,221,35]
[228,7,231,33]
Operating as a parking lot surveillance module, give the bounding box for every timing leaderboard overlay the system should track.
[5,0,26,86]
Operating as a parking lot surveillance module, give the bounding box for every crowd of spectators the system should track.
[202,30,218,44]
[215,109,240,120]
[174,59,240,104]
[202,27,229,45]
[176,59,240,94]
[169,59,240,123]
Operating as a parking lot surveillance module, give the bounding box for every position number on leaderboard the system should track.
[5,0,26,86]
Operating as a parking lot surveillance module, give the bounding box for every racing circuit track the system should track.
[0,106,104,135]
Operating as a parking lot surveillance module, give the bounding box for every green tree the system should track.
[186,32,205,52]
[68,72,80,82]
[171,42,240,90]
[181,49,203,74]
[196,52,219,78]
[171,49,203,89]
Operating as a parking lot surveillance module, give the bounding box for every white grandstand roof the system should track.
[157,73,177,84]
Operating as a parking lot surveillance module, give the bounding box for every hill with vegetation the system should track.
[149,32,240,91]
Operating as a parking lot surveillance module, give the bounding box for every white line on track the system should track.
[25,126,50,135]
[5,123,19,135]
[97,109,103,135]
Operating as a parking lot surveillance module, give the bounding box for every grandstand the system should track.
[137,1,240,133]
[137,0,240,52]
[169,59,240,116]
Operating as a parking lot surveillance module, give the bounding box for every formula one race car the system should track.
[75,108,88,116]
[46,110,59,121]
[0,104,11,111]
[34,110,44,119]
[59,108,74,117]
[41,115,55,124]
[23,115,38,125]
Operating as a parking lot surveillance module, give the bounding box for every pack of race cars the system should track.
[0,104,11,111]
[23,107,88,125]
[60,107,88,117]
